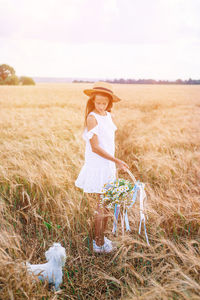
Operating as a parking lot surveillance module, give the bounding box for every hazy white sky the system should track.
[0,0,199,79]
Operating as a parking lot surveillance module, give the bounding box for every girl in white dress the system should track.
[75,82,129,253]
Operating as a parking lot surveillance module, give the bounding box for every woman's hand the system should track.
[115,158,129,171]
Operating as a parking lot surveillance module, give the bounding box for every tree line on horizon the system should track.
[0,64,35,85]
[1,64,199,85]
[73,78,200,85]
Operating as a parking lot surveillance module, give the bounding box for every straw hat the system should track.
[83,81,121,102]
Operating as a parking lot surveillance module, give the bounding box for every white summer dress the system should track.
[75,111,117,193]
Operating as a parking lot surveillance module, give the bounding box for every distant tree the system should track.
[105,78,200,85]
[188,78,192,83]
[176,79,183,84]
[0,64,15,81]
[73,80,94,83]
[4,74,19,85]
[194,80,200,84]
[19,76,35,85]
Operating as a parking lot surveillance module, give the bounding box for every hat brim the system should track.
[83,89,121,102]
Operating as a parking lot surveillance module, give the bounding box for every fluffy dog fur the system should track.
[26,243,66,290]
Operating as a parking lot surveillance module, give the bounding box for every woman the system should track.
[75,81,129,253]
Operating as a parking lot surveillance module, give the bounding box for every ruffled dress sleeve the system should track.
[82,125,99,141]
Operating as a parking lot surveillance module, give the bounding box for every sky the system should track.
[0,0,200,80]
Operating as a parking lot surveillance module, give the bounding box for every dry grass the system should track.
[0,83,200,299]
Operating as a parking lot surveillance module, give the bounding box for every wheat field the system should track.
[0,83,200,299]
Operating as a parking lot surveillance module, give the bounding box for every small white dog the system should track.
[26,243,66,290]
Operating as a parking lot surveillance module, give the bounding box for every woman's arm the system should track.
[87,115,128,170]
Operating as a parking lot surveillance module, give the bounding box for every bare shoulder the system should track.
[86,114,98,130]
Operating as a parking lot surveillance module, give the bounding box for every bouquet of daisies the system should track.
[100,178,135,209]
[99,172,150,245]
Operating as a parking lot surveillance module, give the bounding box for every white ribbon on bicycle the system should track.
[112,180,150,245]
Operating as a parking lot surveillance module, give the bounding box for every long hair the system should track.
[84,92,113,128]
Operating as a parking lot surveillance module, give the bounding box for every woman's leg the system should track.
[94,203,104,246]
[103,206,109,233]
[94,194,110,246]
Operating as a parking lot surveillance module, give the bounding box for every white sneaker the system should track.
[104,237,112,245]
[104,237,117,251]
[93,240,113,253]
